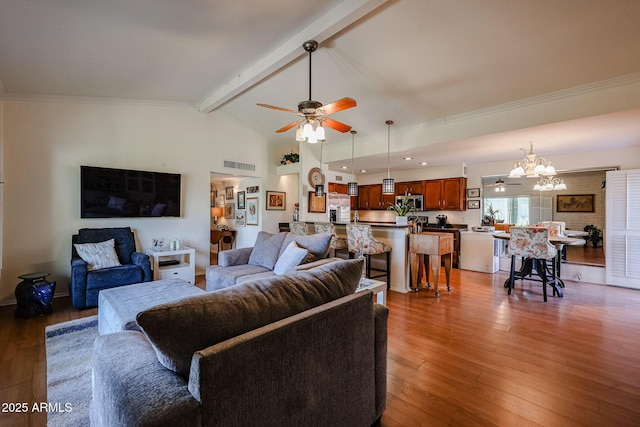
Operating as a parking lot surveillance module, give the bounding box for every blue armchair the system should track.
[70,227,152,309]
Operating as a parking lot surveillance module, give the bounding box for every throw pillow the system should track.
[248,231,288,270]
[137,258,364,377]
[273,241,309,275]
[279,232,332,264]
[73,238,121,271]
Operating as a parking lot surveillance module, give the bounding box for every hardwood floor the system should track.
[1,270,639,426]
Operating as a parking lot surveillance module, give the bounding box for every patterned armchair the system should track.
[507,227,558,302]
[289,222,309,236]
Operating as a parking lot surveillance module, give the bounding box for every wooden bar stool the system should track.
[409,232,453,297]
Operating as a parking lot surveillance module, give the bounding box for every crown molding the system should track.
[0,92,193,108]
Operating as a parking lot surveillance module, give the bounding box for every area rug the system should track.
[45,315,97,427]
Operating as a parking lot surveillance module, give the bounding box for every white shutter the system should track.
[606,169,640,288]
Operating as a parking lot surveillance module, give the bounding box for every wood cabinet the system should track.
[357,184,394,210]
[328,182,348,194]
[423,178,467,211]
[396,181,424,196]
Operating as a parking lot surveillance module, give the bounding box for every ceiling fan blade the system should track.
[275,121,300,133]
[323,117,352,133]
[257,103,296,114]
[317,97,356,115]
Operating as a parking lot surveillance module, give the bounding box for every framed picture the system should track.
[308,191,326,213]
[224,202,235,219]
[210,190,217,207]
[225,186,234,200]
[247,186,259,194]
[467,188,480,198]
[266,191,286,210]
[216,195,225,206]
[557,194,595,212]
[235,210,246,227]
[246,198,259,225]
[237,191,246,210]
[467,200,480,209]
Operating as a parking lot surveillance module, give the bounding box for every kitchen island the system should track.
[332,222,412,293]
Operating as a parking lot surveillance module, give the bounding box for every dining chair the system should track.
[346,224,391,288]
[507,226,559,302]
[289,222,309,236]
[314,222,348,257]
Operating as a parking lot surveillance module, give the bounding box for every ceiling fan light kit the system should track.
[257,40,356,143]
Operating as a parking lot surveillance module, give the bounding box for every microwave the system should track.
[396,194,424,211]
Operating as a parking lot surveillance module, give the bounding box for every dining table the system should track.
[493,231,586,292]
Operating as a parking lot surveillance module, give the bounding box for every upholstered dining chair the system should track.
[346,224,391,288]
[314,222,348,257]
[289,222,309,236]
[507,226,559,302]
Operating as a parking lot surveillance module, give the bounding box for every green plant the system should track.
[483,203,499,224]
[387,196,414,216]
[583,224,602,248]
[280,150,299,165]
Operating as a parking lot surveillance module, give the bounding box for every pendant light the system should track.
[315,140,325,197]
[382,120,395,195]
[347,130,358,196]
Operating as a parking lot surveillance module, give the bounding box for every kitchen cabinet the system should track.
[396,181,424,196]
[328,182,348,194]
[358,184,394,210]
[423,178,467,211]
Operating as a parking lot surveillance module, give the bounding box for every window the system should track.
[484,196,530,225]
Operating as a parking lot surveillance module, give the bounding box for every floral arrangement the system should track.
[280,150,300,165]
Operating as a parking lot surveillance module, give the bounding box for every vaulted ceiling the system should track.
[2,0,640,173]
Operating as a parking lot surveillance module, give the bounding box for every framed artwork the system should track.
[225,186,234,200]
[237,191,246,210]
[308,191,326,213]
[224,202,235,219]
[210,190,217,207]
[557,194,595,212]
[467,188,480,198]
[467,200,480,209]
[235,210,246,227]
[266,191,286,210]
[247,186,259,194]
[246,198,259,225]
[216,195,225,206]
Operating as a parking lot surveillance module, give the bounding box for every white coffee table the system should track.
[356,279,387,305]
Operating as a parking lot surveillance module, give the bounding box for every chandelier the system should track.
[508,142,556,178]
[533,177,567,191]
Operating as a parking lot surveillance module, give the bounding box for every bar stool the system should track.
[314,222,348,257]
[507,227,559,302]
[346,224,391,288]
[289,222,309,235]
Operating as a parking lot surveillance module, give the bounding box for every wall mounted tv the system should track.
[80,166,181,218]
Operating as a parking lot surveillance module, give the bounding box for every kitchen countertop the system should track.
[332,221,411,229]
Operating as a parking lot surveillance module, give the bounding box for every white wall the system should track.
[0,98,269,304]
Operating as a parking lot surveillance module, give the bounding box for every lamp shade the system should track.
[382,178,395,195]
[347,182,358,196]
[211,207,223,218]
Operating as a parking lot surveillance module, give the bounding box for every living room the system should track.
[2,1,640,426]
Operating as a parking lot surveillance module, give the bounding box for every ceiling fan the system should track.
[486,177,521,192]
[257,40,356,142]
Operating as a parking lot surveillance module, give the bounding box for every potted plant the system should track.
[280,150,299,165]
[583,224,602,248]
[483,203,500,226]
[387,196,414,225]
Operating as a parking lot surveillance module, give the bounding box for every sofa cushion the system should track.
[280,232,332,263]
[74,239,121,271]
[137,259,363,377]
[247,231,288,270]
[205,264,272,290]
[273,241,308,275]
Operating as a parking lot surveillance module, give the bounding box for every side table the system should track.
[356,279,387,305]
[15,272,56,318]
[145,246,196,284]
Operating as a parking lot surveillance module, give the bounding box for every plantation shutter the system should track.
[605,169,640,289]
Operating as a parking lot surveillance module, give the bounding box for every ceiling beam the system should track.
[197,0,388,113]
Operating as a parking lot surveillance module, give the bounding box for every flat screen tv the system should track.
[80,166,181,218]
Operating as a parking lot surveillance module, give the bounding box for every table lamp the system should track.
[211,207,224,224]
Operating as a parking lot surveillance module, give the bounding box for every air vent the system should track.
[335,176,343,181]
[224,161,256,171]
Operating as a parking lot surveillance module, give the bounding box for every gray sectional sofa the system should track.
[206,230,335,290]
[90,258,388,427]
